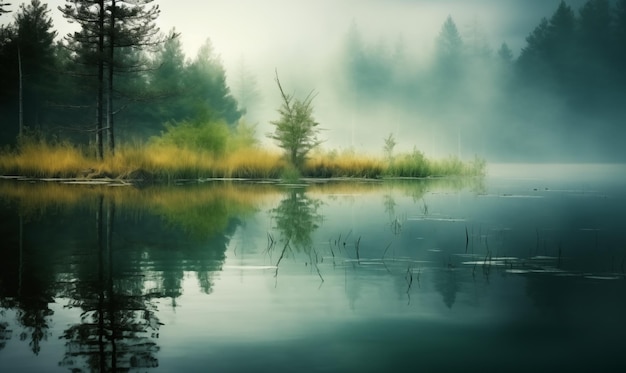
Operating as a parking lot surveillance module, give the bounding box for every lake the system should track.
[1,163,625,372]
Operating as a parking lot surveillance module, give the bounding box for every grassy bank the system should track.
[0,138,485,180]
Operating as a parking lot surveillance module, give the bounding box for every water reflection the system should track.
[0,181,261,371]
[0,167,625,372]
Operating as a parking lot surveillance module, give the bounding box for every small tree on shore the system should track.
[383,132,396,163]
[268,71,321,171]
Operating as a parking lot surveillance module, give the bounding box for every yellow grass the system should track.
[0,138,485,180]
[0,139,287,180]
[0,139,91,178]
[305,151,384,178]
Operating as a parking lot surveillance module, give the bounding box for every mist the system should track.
[158,0,617,161]
[3,0,624,162]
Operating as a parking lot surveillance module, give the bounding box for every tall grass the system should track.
[305,150,384,178]
[0,137,92,178]
[0,137,485,180]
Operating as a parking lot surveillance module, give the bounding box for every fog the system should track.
[155,0,618,161]
[6,0,623,161]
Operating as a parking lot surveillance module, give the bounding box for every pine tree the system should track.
[103,0,160,153]
[435,16,464,82]
[577,0,613,100]
[517,1,577,90]
[14,0,57,131]
[497,42,514,64]
[614,0,626,82]
[59,0,162,158]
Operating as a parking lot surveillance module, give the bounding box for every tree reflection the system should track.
[0,181,253,370]
[270,188,324,281]
[271,188,323,252]
[59,196,160,372]
[0,207,55,356]
[433,269,460,309]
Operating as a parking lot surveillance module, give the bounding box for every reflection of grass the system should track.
[0,181,275,237]
[0,138,485,179]
[0,174,484,235]
[304,176,485,199]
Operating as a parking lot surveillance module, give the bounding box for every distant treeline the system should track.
[0,0,625,160]
[340,0,626,160]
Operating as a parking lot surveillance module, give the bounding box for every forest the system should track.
[0,0,625,168]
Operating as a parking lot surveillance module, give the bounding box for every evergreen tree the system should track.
[103,0,160,153]
[0,0,57,142]
[435,16,463,72]
[576,0,613,102]
[517,1,577,92]
[150,36,241,129]
[59,0,106,158]
[497,42,514,64]
[59,0,163,158]
[546,1,577,84]
[465,17,492,60]
[146,29,186,127]
[614,0,626,82]
[432,15,465,103]
[518,17,550,66]
[342,22,392,100]
[185,39,241,125]
[14,0,57,131]
[233,57,261,121]
[0,21,17,142]
[578,0,612,52]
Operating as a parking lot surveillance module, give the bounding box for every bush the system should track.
[151,119,230,155]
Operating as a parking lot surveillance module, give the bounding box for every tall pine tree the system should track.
[59,0,162,158]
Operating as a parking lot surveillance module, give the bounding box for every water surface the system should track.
[1,164,625,372]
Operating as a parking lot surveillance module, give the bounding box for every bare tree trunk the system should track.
[96,0,105,160]
[106,0,116,155]
[18,45,23,136]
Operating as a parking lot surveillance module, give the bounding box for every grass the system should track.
[0,137,486,180]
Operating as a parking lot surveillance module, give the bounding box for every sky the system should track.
[3,0,588,73]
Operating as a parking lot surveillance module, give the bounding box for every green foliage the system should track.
[271,189,323,252]
[0,0,58,134]
[268,73,322,170]
[150,115,258,157]
[144,36,242,134]
[151,119,230,156]
[280,163,301,182]
[228,120,258,151]
[386,148,427,177]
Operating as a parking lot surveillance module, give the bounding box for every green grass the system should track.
[0,138,486,180]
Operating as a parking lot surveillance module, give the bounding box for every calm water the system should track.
[1,164,625,372]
